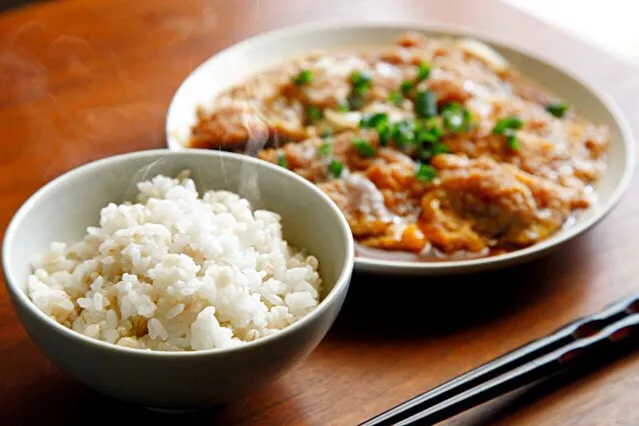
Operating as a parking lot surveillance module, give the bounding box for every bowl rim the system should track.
[2,149,355,358]
[165,20,635,274]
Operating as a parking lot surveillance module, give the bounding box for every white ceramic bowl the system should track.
[2,149,354,409]
[166,22,635,275]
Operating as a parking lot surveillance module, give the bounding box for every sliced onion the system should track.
[457,38,510,72]
[323,109,362,131]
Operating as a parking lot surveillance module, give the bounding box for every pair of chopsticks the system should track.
[360,292,639,426]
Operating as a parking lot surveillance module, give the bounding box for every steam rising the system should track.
[3,0,275,207]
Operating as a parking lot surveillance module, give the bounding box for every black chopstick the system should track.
[360,292,639,426]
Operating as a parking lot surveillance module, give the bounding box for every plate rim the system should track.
[165,20,636,275]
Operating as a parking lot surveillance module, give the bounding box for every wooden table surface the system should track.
[1,0,639,424]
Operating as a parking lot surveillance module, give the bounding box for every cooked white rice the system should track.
[27,172,322,351]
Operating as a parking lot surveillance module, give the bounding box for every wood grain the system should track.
[1,0,639,424]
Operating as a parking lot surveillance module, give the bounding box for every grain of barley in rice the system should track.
[26,172,322,351]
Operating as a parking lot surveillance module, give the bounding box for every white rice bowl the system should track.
[26,172,322,351]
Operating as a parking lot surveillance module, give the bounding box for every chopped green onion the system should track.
[417,141,449,163]
[400,80,414,95]
[416,62,431,82]
[306,105,323,122]
[425,118,443,138]
[351,138,376,157]
[347,92,365,110]
[360,113,388,129]
[416,124,447,160]
[347,70,373,110]
[320,128,333,139]
[545,101,568,118]
[417,147,433,162]
[337,99,350,112]
[362,112,392,146]
[493,116,524,151]
[415,90,437,119]
[388,91,403,106]
[350,70,372,93]
[277,153,288,168]
[292,69,312,86]
[416,126,439,144]
[378,123,391,146]
[441,103,471,133]
[433,142,450,154]
[415,162,437,182]
[318,142,332,157]
[391,120,415,148]
[329,159,343,178]
[415,118,442,144]
[507,135,519,150]
[493,116,523,134]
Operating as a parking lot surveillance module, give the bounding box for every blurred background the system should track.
[503,0,639,66]
[0,0,43,13]
[2,0,638,67]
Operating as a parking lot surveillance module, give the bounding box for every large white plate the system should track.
[166,21,635,275]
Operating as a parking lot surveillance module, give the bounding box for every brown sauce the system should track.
[355,243,508,263]
[190,32,608,263]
